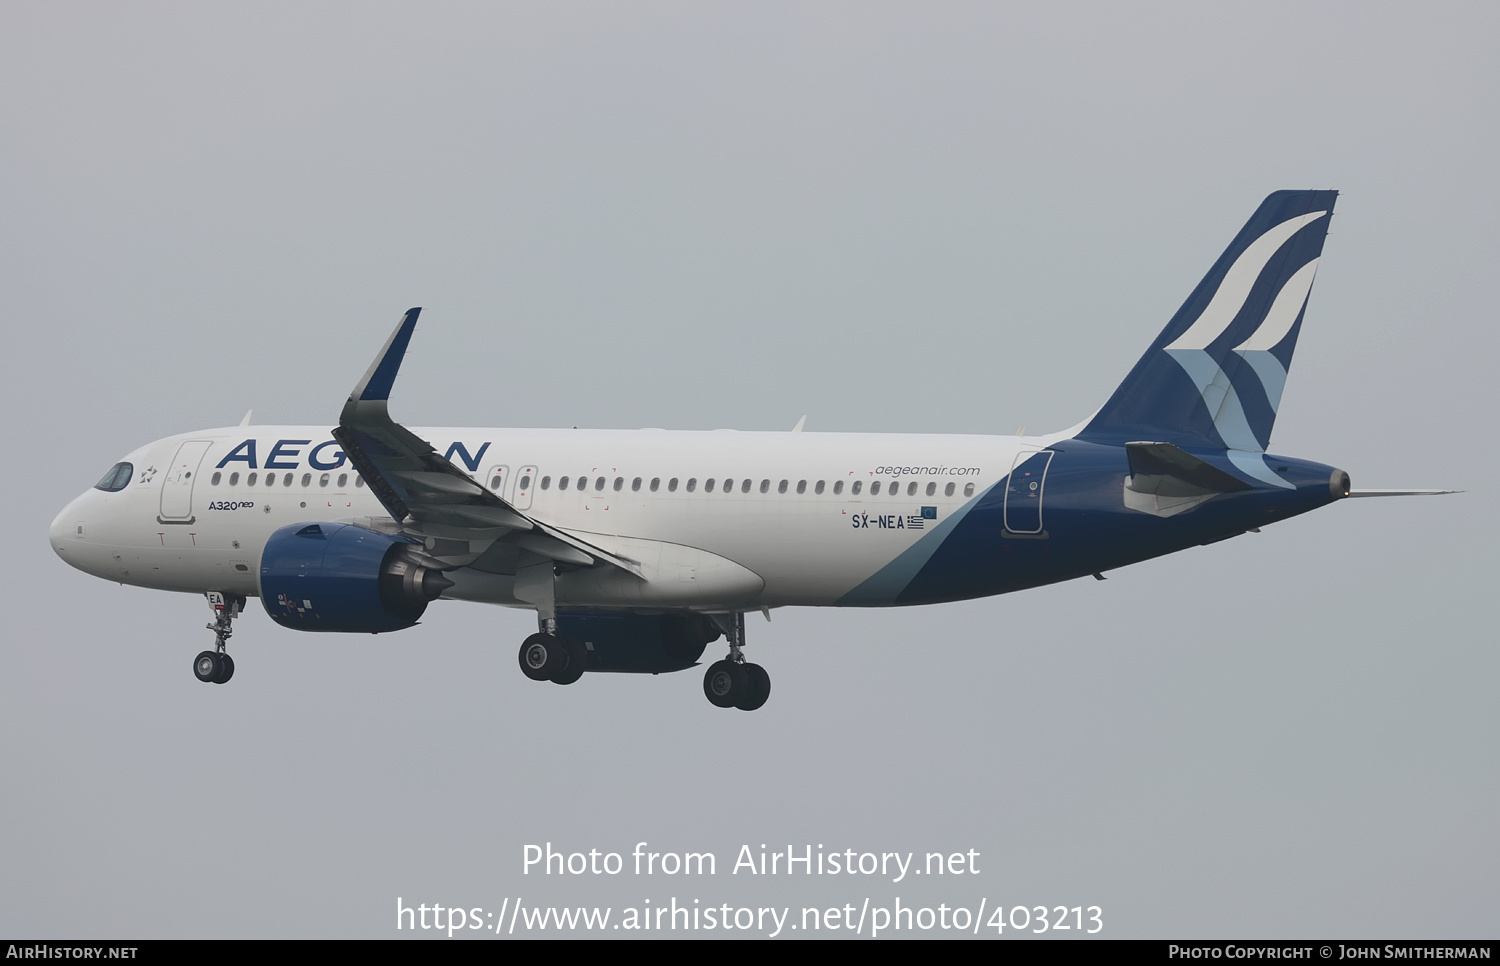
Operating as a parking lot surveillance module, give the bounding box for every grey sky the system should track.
[2,2,1495,938]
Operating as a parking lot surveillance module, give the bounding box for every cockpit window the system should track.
[93,462,133,492]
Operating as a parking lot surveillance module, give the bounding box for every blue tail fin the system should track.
[1077,190,1337,477]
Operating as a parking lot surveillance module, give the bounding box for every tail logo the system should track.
[1162,210,1327,487]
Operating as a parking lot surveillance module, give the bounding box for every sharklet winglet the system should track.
[347,307,421,411]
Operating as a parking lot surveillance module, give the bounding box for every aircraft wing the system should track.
[331,308,643,576]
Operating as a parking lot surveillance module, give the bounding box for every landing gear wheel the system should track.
[703,660,749,708]
[551,639,587,686]
[519,633,565,682]
[194,650,221,684]
[736,663,770,711]
[214,653,235,684]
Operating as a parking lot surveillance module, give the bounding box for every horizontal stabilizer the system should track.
[1123,441,1250,518]
[1125,441,1251,497]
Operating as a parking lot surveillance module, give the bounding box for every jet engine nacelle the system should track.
[259,523,451,633]
[556,611,723,673]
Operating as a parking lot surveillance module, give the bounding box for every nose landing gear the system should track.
[194,592,243,685]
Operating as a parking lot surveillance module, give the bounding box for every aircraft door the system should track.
[159,439,214,522]
[512,465,537,510]
[1003,450,1054,534]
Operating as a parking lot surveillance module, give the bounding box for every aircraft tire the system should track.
[519,634,565,682]
[214,654,235,684]
[703,660,748,709]
[736,663,770,711]
[551,640,586,686]
[193,650,220,684]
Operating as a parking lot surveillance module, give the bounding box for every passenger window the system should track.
[320,473,330,487]
[650,478,660,492]
[759,480,770,493]
[777,480,788,494]
[594,477,605,491]
[355,476,364,488]
[833,480,843,495]
[490,475,502,489]
[964,482,975,496]
[851,481,862,495]
[229,472,240,486]
[559,476,570,491]
[687,478,697,492]
[668,478,679,492]
[871,481,882,495]
[631,477,641,492]
[211,472,222,486]
[338,473,348,488]
[301,473,312,487]
[815,480,825,494]
[267,474,276,487]
[613,477,623,491]
[283,473,293,486]
[540,476,551,490]
[741,479,752,493]
[704,478,715,493]
[926,482,936,496]
[796,480,806,494]
[248,472,258,486]
[944,482,954,497]
[520,474,532,491]
[907,481,918,496]
[723,479,732,493]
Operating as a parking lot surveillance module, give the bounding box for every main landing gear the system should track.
[517,616,586,686]
[194,591,243,685]
[514,566,585,685]
[511,608,772,710]
[703,612,770,712]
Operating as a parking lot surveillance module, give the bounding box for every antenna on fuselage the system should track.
[239,409,253,426]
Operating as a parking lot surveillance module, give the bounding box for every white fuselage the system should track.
[50,425,1053,610]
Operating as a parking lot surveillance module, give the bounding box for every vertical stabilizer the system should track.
[1077,191,1337,473]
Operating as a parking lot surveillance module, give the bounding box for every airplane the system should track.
[48,190,1454,711]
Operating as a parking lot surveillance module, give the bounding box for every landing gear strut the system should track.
[194,591,243,685]
[703,612,770,711]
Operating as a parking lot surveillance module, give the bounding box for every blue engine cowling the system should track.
[259,523,451,633]
[556,612,722,673]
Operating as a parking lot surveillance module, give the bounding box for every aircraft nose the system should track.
[49,493,87,563]
[49,505,69,556]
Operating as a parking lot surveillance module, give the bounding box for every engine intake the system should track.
[259,523,451,633]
